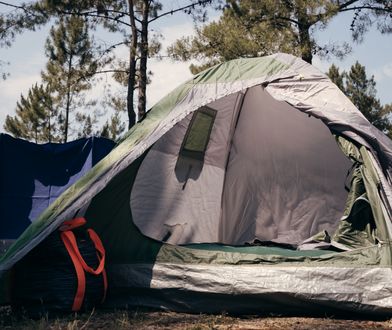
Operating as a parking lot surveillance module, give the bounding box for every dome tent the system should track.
[1,53,392,315]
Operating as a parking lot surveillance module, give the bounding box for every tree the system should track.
[0,0,215,129]
[100,111,126,141]
[327,63,345,91]
[100,96,127,141]
[42,15,98,142]
[327,62,392,137]
[76,113,95,138]
[168,0,392,72]
[4,83,60,143]
[349,0,392,42]
[60,0,213,127]
[3,15,103,143]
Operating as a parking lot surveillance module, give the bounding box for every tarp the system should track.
[0,134,115,240]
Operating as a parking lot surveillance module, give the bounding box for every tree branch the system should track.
[101,41,130,54]
[148,0,213,24]
[0,1,26,10]
[88,69,130,75]
[337,0,361,11]
[0,1,49,20]
[272,15,299,25]
[340,5,392,13]
[54,9,133,27]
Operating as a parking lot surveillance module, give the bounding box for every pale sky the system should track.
[0,4,391,137]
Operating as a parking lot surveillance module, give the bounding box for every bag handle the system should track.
[59,217,107,311]
[59,217,87,231]
[60,233,86,312]
[60,230,105,275]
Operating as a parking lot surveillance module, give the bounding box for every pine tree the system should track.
[346,62,391,133]
[0,0,214,129]
[100,113,126,141]
[76,113,95,138]
[4,16,101,143]
[168,0,392,72]
[42,15,97,142]
[327,62,392,137]
[4,84,60,142]
[100,97,126,141]
[327,64,345,91]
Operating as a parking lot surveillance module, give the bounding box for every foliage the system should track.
[100,96,126,141]
[100,112,126,141]
[42,15,98,142]
[168,0,392,72]
[327,62,392,138]
[3,15,102,143]
[0,0,215,130]
[350,0,392,42]
[4,83,61,142]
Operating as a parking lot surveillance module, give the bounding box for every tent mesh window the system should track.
[180,107,217,161]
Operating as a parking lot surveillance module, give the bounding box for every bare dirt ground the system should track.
[1,307,392,330]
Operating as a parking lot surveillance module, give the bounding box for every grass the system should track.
[1,306,392,330]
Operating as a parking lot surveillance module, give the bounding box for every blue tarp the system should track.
[0,134,115,239]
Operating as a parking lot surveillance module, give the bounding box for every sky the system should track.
[0,3,391,136]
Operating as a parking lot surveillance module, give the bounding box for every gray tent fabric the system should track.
[131,86,352,245]
[219,86,351,244]
[131,92,243,244]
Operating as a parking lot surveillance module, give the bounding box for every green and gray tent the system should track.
[2,53,392,315]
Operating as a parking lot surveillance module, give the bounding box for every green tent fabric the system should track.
[2,53,392,315]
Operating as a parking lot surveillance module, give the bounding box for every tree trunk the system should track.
[48,114,51,143]
[127,0,137,129]
[296,5,313,64]
[298,25,312,64]
[64,54,73,143]
[138,0,149,121]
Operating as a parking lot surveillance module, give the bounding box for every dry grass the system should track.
[1,307,392,329]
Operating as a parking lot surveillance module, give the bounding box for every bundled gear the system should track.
[12,217,106,316]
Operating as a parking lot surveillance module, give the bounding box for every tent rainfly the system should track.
[2,53,392,315]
